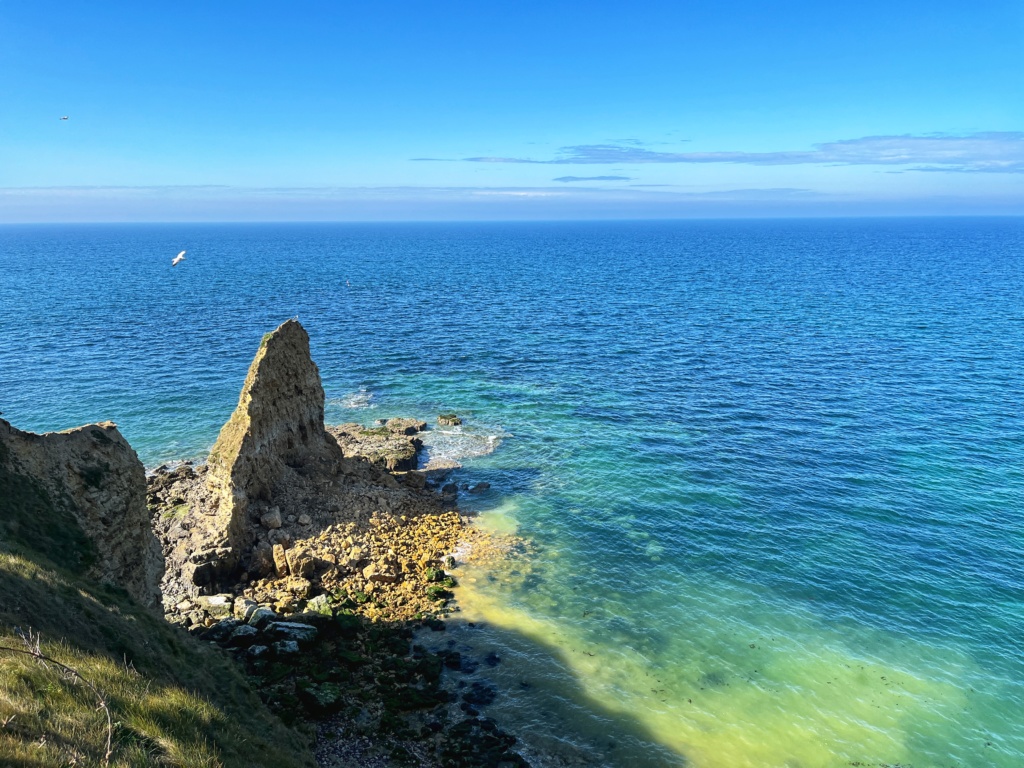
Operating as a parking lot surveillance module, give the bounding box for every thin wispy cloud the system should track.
[553,175,633,183]
[434,133,1024,173]
[0,183,823,204]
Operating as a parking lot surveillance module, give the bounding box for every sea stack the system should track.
[0,418,164,607]
[197,319,346,580]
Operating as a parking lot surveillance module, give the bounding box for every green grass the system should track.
[1,449,316,768]
[0,551,316,767]
[161,503,190,520]
[0,448,95,575]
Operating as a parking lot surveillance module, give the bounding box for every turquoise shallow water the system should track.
[2,219,1023,766]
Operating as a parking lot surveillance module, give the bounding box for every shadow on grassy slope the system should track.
[0,450,315,768]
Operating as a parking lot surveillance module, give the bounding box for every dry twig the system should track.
[0,628,113,766]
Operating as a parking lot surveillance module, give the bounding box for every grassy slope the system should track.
[0,444,316,768]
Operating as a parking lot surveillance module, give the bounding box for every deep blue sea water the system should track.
[2,219,1022,767]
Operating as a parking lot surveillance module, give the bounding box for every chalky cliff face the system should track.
[0,419,164,607]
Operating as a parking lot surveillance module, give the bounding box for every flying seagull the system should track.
[60,116,68,120]
[172,250,186,266]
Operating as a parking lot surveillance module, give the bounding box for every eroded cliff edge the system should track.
[1,417,314,766]
[0,418,163,607]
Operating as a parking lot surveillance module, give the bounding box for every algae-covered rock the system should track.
[328,422,422,471]
[306,593,333,616]
[384,418,427,436]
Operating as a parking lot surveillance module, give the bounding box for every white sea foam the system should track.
[329,388,375,409]
[419,425,505,467]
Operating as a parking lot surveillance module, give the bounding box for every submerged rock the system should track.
[462,680,498,706]
[421,460,462,484]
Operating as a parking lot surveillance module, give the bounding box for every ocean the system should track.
[2,219,1022,767]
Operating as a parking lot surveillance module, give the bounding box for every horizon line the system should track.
[2,212,1023,226]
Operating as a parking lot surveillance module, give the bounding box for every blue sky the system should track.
[1,1,1022,220]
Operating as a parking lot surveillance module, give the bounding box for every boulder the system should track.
[196,594,234,619]
[201,618,242,643]
[248,607,279,630]
[226,624,259,648]
[385,418,427,436]
[268,529,291,548]
[249,544,275,577]
[299,682,344,714]
[272,640,300,657]
[247,644,270,660]
[233,597,259,623]
[346,546,365,568]
[437,413,462,426]
[285,547,315,578]
[305,594,333,616]
[362,562,400,584]
[272,544,289,577]
[282,576,314,598]
[266,621,319,645]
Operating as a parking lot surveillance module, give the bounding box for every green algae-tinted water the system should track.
[2,219,1022,766]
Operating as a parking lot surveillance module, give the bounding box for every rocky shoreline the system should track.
[1,319,531,767]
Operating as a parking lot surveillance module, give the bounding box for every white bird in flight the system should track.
[60,116,68,120]
[172,250,186,266]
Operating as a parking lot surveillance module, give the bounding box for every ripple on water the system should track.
[2,220,1023,766]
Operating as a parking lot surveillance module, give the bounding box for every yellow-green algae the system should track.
[453,522,1012,768]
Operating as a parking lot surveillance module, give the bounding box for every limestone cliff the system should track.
[206,319,344,531]
[211,321,341,538]
[0,418,163,607]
